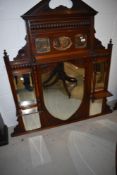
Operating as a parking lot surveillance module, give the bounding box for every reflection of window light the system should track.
[29,135,51,167]
[81,38,86,42]
[21,101,30,106]
[20,77,24,81]
[22,108,38,115]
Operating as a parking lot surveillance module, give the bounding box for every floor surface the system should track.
[0,111,117,175]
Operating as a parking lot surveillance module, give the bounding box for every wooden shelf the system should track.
[91,90,112,99]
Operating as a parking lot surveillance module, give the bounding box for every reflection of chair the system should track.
[43,62,77,98]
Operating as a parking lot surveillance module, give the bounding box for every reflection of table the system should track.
[43,62,77,98]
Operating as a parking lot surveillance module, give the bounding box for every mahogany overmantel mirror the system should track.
[4,0,113,136]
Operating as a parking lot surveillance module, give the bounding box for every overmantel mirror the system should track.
[4,0,113,136]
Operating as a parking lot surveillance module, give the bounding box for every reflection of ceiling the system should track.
[64,62,84,78]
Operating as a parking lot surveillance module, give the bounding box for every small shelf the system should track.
[91,90,112,100]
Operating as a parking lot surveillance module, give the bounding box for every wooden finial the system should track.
[109,39,112,44]
[108,39,113,50]
[4,50,7,57]
[3,50,10,62]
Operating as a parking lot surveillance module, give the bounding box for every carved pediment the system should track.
[22,0,98,20]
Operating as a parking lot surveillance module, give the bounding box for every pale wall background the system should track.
[0,0,117,126]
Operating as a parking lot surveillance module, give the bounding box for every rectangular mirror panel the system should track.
[14,72,36,107]
[92,62,106,92]
[35,38,51,53]
[22,112,41,131]
[90,99,103,116]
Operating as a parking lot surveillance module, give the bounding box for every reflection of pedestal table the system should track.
[43,62,77,98]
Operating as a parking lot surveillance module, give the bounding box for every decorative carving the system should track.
[11,63,31,70]
[53,36,72,51]
[30,21,90,31]
[94,38,105,49]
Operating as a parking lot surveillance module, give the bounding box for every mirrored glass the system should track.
[14,72,36,106]
[41,62,85,120]
[53,36,72,51]
[75,34,87,48]
[22,111,41,131]
[95,63,105,91]
[90,99,103,115]
[35,38,51,53]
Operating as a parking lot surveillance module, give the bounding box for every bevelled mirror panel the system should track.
[90,99,103,116]
[35,38,51,53]
[53,36,72,51]
[14,72,36,108]
[41,62,85,120]
[75,34,87,48]
[92,62,106,92]
[22,111,41,131]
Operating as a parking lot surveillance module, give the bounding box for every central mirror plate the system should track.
[53,36,72,51]
[42,62,85,120]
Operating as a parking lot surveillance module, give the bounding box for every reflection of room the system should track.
[22,113,41,131]
[42,62,84,120]
[14,73,35,104]
[15,74,35,106]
